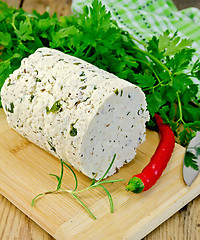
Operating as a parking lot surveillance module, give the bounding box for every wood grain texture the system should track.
[2,0,21,8]
[1,1,200,240]
[173,0,200,10]
[21,0,72,16]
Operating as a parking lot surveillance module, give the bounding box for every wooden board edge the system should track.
[53,177,200,240]
[125,180,200,240]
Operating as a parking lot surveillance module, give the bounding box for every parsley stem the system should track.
[131,46,172,78]
[129,35,147,48]
[11,12,18,31]
[132,57,162,85]
[143,81,162,91]
[25,15,32,32]
[85,45,92,56]
[0,54,20,63]
[176,92,185,124]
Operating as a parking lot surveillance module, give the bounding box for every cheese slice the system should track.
[1,47,149,179]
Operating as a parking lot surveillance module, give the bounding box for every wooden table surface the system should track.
[1,0,200,239]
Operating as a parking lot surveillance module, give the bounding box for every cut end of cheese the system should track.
[80,86,148,179]
[1,47,149,180]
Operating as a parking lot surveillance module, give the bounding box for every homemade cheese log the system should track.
[1,47,149,179]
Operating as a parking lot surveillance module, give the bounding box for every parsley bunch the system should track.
[130,32,200,146]
[0,0,199,146]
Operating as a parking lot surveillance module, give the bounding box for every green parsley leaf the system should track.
[178,122,200,146]
[14,19,34,41]
[167,49,195,74]
[50,26,79,48]
[70,126,78,137]
[191,59,200,80]
[146,91,166,117]
[46,100,62,114]
[184,151,199,171]
[0,32,11,47]
[147,35,162,59]
[5,102,14,113]
[158,30,171,53]
[133,73,156,88]
[163,33,193,56]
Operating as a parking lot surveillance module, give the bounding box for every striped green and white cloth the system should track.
[72,0,200,95]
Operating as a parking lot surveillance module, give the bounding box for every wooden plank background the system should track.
[1,0,200,240]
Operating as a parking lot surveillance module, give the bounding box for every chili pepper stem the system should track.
[125,177,144,193]
[125,114,175,194]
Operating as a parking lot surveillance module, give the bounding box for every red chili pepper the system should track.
[125,113,175,193]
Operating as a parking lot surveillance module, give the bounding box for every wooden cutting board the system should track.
[0,108,200,240]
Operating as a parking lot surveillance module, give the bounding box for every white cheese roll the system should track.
[1,47,149,179]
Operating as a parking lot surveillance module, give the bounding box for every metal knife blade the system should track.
[183,131,200,186]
